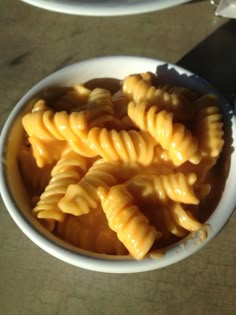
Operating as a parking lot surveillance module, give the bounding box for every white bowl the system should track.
[0,56,236,273]
[20,0,190,16]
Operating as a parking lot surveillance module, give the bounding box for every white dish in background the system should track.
[0,56,236,273]
[20,0,190,16]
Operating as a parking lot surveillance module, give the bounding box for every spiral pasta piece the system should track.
[125,173,199,205]
[112,89,129,118]
[159,205,187,238]
[31,99,49,112]
[169,203,202,232]
[32,149,88,229]
[122,74,154,103]
[87,127,155,165]
[57,209,127,255]
[98,184,160,260]
[196,95,224,158]
[29,137,67,168]
[128,101,201,165]
[157,84,198,102]
[22,109,97,157]
[58,160,119,216]
[123,74,191,118]
[22,109,88,139]
[22,90,115,157]
[84,88,114,126]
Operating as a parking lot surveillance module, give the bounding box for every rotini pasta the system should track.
[157,84,198,102]
[18,72,226,260]
[112,89,129,118]
[125,173,199,205]
[87,127,155,165]
[28,136,67,168]
[122,74,154,103]
[159,205,187,238]
[98,184,161,260]
[32,149,88,230]
[196,94,224,158]
[169,203,202,232]
[56,209,127,255]
[58,160,119,216]
[31,99,49,112]
[128,101,201,165]
[22,109,96,158]
[123,74,193,120]
[84,88,114,126]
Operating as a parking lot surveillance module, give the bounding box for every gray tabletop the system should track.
[1,1,236,314]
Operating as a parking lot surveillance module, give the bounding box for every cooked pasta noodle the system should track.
[23,108,88,139]
[112,89,129,118]
[18,71,226,259]
[98,184,161,260]
[196,95,224,158]
[123,74,192,119]
[31,99,49,112]
[58,160,119,216]
[22,89,115,158]
[32,149,88,230]
[84,88,114,126]
[28,136,67,167]
[169,203,202,232]
[122,74,151,102]
[128,101,201,165]
[157,84,198,102]
[125,173,199,205]
[164,207,188,237]
[152,204,187,238]
[22,109,96,157]
[74,84,91,102]
[88,127,155,165]
[57,209,127,255]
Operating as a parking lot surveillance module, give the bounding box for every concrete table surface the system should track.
[0,1,236,314]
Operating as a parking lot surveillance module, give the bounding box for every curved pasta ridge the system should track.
[125,172,199,205]
[33,149,88,226]
[58,160,119,216]
[169,203,202,232]
[85,88,114,126]
[57,211,127,255]
[122,74,190,116]
[22,109,97,157]
[128,101,201,165]
[87,127,155,165]
[98,184,160,260]
[196,96,224,157]
[28,137,67,168]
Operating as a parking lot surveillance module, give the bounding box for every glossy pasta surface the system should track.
[19,72,225,260]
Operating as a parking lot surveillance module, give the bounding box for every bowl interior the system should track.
[1,56,236,273]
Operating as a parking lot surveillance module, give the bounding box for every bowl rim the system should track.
[0,55,236,273]
[20,0,191,17]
